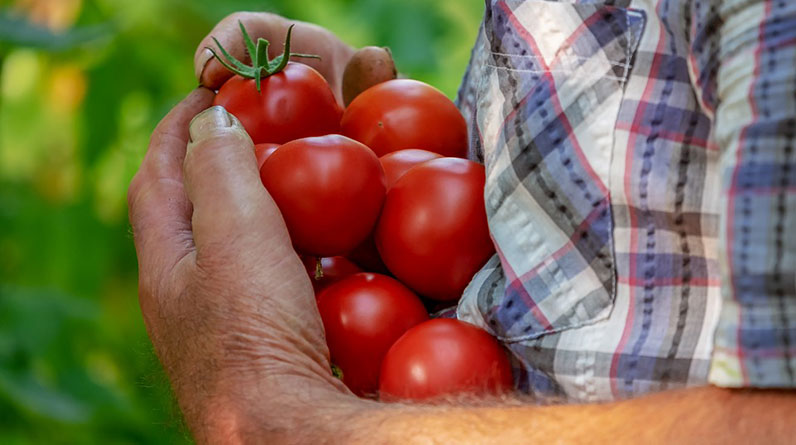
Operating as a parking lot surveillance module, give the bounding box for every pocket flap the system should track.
[462,0,646,341]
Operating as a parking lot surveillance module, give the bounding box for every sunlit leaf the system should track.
[0,12,111,51]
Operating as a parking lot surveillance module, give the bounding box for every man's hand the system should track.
[127,89,367,443]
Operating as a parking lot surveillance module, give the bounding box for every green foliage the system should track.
[0,14,109,51]
[0,0,483,442]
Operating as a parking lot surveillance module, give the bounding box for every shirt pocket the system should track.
[469,0,645,341]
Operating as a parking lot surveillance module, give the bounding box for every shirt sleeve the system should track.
[688,0,796,387]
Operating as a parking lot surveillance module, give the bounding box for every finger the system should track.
[194,12,353,102]
[143,87,216,182]
[342,46,397,106]
[183,106,293,257]
[128,88,215,274]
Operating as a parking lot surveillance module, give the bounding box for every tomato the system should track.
[340,79,468,158]
[379,149,443,189]
[317,273,429,396]
[375,158,494,301]
[215,63,341,144]
[346,235,390,275]
[210,25,341,144]
[301,256,362,294]
[254,143,280,170]
[379,318,513,400]
[261,135,386,257]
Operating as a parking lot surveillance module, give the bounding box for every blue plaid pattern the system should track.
[455,0,796,401]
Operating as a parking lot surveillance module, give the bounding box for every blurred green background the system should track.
[0,0,483,442]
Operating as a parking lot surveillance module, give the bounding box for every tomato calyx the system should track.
[207,21,321,92]
[331,363,344,380]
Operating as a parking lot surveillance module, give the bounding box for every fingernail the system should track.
[195,48,214,81]
[189,105,233,143]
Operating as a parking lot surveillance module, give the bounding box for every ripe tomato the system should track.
[379,318,513,400]
[340,79,468,158]
[379,149,442,189]
[346,235,390,275]
[301,256,362,294]
[254,143,279,170]
[214,62,342,144]
[375,158,494,301]
[317,273,429,396]
[261,135,386,257]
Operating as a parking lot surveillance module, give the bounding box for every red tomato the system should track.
[317,273,429,396]
[340,79,468,158]
[214,62,342,144]
[379,318,513,400]
[301,256,362,294]
[346,235,390,275]
[375,158,494,301]
[254,143,280,170]
[379,149,442,189]
[261,135,386,257]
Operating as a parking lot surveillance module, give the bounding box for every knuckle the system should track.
[127,171,147,212]
[221,11,245,23]
[221,11,254,27]
[150,151,183,181]
[220,11,278,32]
[148,122,169,148]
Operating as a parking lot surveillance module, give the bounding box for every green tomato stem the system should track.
[206,22,322,93]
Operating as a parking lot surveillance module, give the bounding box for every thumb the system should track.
[342,46,397,106]
[184,106,291,253]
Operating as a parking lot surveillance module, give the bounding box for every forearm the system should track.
[187,382,793,444]
[346,386,795,444]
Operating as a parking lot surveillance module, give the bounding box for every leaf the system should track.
[0,11,111,51]
[0,369,90,423]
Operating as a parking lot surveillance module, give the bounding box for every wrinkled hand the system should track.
[128,14,398,442]
[127,90,354,443]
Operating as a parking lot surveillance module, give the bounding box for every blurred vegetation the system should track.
[0,0,483,442]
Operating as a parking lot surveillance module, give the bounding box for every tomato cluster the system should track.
[209,24,512,401]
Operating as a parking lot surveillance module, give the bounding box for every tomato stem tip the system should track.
[314,257,324,280]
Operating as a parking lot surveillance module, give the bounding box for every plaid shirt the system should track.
[455,0,796,401]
